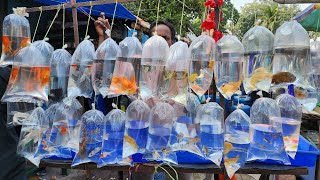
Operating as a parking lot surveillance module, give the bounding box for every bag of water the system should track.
[196,102,224,166]
[159,41,190,105]
[224,109,251,178]
[168,93,202,159]
[68,38,95,98]
[275,94,302,159]
[189,35,215,97]
[310,40,320,102]
[93,38,120,98]
[98,107,126,167]
[17,107,45,167]
[143,102,177,164]
[242,26,274,94]
[0,7,30,66]
[273,21,317,111]
[123,99,150,162]
[215,35,244,99]
[248,97,290,164]
[1,44,50,103]
[6,102,36,127]
[139,35,169,101]
[72,109,105,166]
[49,48,72,102]
[108,36,142,98]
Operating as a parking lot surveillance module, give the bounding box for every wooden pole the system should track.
[25,0,137,13]
[71,0,80,46]
[274,0,320,3]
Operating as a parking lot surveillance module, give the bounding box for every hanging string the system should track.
[44,5,61,39]
[62,4,65,46]
[32,7,43,42]
[179,0,186,37]
[155,0,161,34]
[85,1,93,38]
[110,0,119,33]
[133,0,143,33]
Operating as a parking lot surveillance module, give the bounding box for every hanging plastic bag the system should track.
[49,48,72,102]
[68,39,95,98]
[92,38,120,98]
[32,39,54,58]
[196,102,224,166]
[242,26,274,94]
[17,107,45,167]
[248,98,290,164]
[98,107,126,167]
[273,21,317,111]
[1,44,50,103]
[72,109,105,166]
[159,41,190,105]
[275,94,302,159]
[0,7,31,66]
[139,35,170,100]
[215,35,244,99]
[189,35,215,97]
[143,102,177,164]
[108,36,142,98]
[168,93,202,159]
[310,40,320,102]
[6,102,36,127]
[224,109,251,178]
[123,99,150,162]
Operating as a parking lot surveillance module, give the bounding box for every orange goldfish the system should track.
[100,151,113,158]
[2,36,12,54]
[294,88,306,99]
[208,60,215,69]
[58,126,68,135]
[191,84,206,94]
[20,37,30,48]
[220,80,241,96]
[188,73,198,83]
[249,67,272,89]
[188,137,200,144]
[224,142,233,155]
[224,155,240,166]
[124,135,138,149]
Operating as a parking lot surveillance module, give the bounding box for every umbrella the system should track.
[294,4,320,32]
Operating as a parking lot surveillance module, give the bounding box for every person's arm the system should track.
[94,17,110,45]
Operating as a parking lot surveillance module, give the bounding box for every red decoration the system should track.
[217,0,224,7]
[209,11,215,19]
[204,0,216,8]
[201,18,216,31]
[213,30,223,42]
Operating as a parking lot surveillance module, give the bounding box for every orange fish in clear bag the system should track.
[191,84,206,94]
[2,36,12,54]
[220,80,242,95]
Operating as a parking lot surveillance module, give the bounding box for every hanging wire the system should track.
[44,5,61,39]
[155,0,161,33]
[62,4,65,46]
[133,0,143,33]
[179,0,186,37]
[32,6,43,42]
[85,1,93,38]
[110,0,119,33]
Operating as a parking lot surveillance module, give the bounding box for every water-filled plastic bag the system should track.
[242,26,274,94]
[189,35,215,97]
[68,39,95,98]
[92,38,120,98]
[108,37,142,98]
[215,35,244,99]
[310,40,320,102]
[6,102,36,127]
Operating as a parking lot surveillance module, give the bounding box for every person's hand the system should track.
[94,17,110,37]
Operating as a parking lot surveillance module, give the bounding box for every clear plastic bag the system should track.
[72,109,105,167]
[168,93,202,159]
[123,99,150,161]
[31,39,54,59]
[0,8,30,66]
[93,38,120,98]
[275,94,302,158]
[68,39,95,98]
[1,44,50,103]
[139,35,170,100]
[215,35,244,99]
[17,107,45,167]
[196,102,224,166]
[248,98,290,164]
[49,48,72,102]
[98,108,126,167]
[273,21,317,111]
[189,35,215,97]
[224,109,251,178]
[6,102,36,127]
[108,37,142,98]
[310,41,320,102]
[143,102,177,164]
[159,41,190,105]
[242,26,274,94]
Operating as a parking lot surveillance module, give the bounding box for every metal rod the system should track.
[274,0,320,4]
[25,0,137,13]
[71,0,80,46]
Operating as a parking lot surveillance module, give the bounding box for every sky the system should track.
[233,0,312,12]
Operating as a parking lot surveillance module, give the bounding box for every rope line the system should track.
[44,5,61,39]
[85,1,93,38]
[110,0,118,33]
[32,6,43,42]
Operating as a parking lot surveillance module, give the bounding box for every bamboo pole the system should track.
[274,0,320,4]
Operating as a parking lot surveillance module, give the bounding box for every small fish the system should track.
[58,126,68,135]
[124,135,138,149]
[208,61,215,69]
[249,67,272,89]
[43,145,55,152]
[220,80,242,97]
[121,156,133,164]
[203,146,209,155]
[2,36,12,54]
[294,88,307,99]
[162,147,170,156]
[153,150,161,160]
[20,37,30,48]
[188,137,200,145]
[224,155,240,166]
[224,142,233,155]
[191,84,205,94]
[78,137,88,158]
[177,132,184,142]
[188,73,198,83]
[263,138,271,144]
[100,151,113,158]
[258,144,267,149]
[88,146,102,157]
[272,72,296,85]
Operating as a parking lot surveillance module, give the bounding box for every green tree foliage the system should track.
[234,0,300,39]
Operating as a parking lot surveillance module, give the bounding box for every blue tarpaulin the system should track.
[33,0,136,20]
